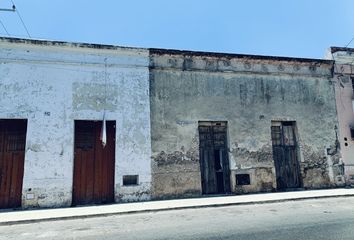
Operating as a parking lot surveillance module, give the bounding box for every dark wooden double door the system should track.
[73,121,115,206]
[0,119,27,209]
[271,121,301,190]
[199,122,231,194]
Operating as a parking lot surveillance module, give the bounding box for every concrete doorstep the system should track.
[1,188,354,226]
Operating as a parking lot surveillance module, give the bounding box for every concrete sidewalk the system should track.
[1,188,354,225]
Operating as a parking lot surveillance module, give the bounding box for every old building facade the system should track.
[0,37,346,209]
[150,49,342,198]
[0,38,152,208]
[328,47,354,186]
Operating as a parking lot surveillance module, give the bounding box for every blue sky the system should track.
[0,0,353,59]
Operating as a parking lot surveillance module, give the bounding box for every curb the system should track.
[1,193,354,226]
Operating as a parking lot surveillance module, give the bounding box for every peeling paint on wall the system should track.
[0,38,151,208]
[150,51,339,197]
[72,82,118,111]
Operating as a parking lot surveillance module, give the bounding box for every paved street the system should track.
[1,197,354,240]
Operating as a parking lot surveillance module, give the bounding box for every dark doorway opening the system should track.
[198,122,230,194]
[271,121,301,191]
[0,119,27,209]
[73,120,115,206]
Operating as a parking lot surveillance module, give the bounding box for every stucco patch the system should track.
[72,82,118,111]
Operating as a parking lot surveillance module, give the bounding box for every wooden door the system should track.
[199,122,230,194]
[73,120,115,206]
[0,119,27,209]
[271,121,301,190]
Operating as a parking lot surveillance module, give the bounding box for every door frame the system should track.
[0,119,27,209]
[271,121,302,190]
[198,121,231,194]
[72,120,116,206]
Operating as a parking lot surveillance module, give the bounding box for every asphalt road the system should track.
[1,197,354,240]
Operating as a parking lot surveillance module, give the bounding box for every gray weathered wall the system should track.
[150,50,340,198]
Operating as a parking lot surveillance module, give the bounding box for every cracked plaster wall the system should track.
[0,40,151,208]
[328,49,354,185]
[150,52,340,197]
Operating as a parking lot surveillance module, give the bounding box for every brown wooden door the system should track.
[199,122,230,194]
[271,121,301,190]
[73,120,115,206]
[0,119,27,209]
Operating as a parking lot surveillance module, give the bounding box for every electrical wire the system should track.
[10,0,31,38]
[0,18,10,36]
[345,36,354,48]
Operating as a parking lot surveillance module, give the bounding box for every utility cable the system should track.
[0,18,10,36]
[345,36,354,48]
[10,0,31,38]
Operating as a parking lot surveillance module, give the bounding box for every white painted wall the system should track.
[0,38,151,207]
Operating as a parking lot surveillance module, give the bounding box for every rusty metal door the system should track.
[73,120,115,206]
[271,121,301,190]
[199,122,230,194]
[0,119,27,209]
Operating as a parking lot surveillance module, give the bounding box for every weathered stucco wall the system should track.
[328,47,354,186]
[0,38,151,207]
[150,50,341,198]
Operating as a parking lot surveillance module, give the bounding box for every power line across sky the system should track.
[0,0,353,59]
